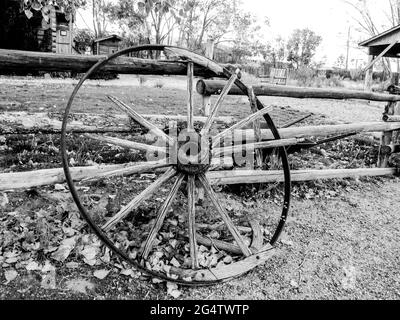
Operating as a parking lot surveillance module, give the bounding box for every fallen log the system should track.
[0,166,396,192]
[0,49,232,78]
[0,112,235,135]
[196,80,400,102]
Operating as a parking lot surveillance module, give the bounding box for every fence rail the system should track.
[0,49,399,191]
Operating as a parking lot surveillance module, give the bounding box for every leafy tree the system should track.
[73,28,95,53]
[21,0,87,22]
[20,1,112,38]
[107,0,180,45]
[91,0,112,37]
[343,0,400,75]
[176,0,237,50]
[286,28,322,68]
[227,11,267,63]
[259,36,286,66]
[334,54,346,69]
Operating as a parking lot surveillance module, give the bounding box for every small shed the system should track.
[92,35,122,55]
[360,25,400,90]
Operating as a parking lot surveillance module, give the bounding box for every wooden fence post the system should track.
[200,38,215,116]
[380,102,396,167]
[201,94,212,116]
[393,102,400,145]
[248,86,263,168]
[364,54,374,92]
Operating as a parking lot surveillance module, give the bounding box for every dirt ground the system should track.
[0,75,399,300]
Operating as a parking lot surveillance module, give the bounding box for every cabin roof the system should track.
[93,34,123,43]
[359,24,400,47]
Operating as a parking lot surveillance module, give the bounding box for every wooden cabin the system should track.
[0,0,74,54]
[92,35,122,55]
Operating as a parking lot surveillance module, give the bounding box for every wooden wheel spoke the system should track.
[141,173,185,260]
[84,133,165,154]
[187,175,199,269]
[212,138,303,158]
[80,160,171,183]
[107,95,175,145]
[200,70,240,136]
[198,173,252,257]
[187,62,194,131]
[211,106,273,147]
[102,167,177,231]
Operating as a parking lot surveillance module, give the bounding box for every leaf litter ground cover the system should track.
[1,79,400,299]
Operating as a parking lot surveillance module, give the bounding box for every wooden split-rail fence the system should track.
[0,49,399,192]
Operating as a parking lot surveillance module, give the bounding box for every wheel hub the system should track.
[175,130,210,174]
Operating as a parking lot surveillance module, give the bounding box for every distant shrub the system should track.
[138,75,147,85]
[154,80,164,88]
[291,66,318,87]
[350,68,364,81]
[325,75,343,87]
[325,69,351,80]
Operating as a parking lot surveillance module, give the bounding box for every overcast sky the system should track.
[242,0,368,67]
[76,0,393,68]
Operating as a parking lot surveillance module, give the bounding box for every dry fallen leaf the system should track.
[152,278,164,284]
[26,261,41,271]
[223,255,233,264]
[41,260,56,273]
[0,193,9,208]
[4,269,18,284]
[65,279,95,295]
[66,262,80,269]
[120,269,133,277]
[80,244,100,266]
[93,269,110,280]
[170,257,181,268]
[51,237,77,262]
[54,184,66,191]
[41,271,56,290]
[166,282,181,298]
[280,238,294,246]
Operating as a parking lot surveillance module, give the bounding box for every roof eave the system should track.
[359,24,400,47]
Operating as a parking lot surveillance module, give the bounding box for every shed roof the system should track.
[93,34,123,43]
[359,24,400,47]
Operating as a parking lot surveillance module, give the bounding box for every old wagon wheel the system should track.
[61,45,291,286]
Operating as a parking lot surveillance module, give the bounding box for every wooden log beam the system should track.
[0,112,235,135]
[3,112,399,141]
[0,160,169,191]
[0,156,230,191]
[382,114,400,122]
[381,144,400,155]
[212,138,303,158]
[196,80,400,102]
[207,168,397,185]
[0,49,232,77]
[233,122,400,141]
[1,166,397,192]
